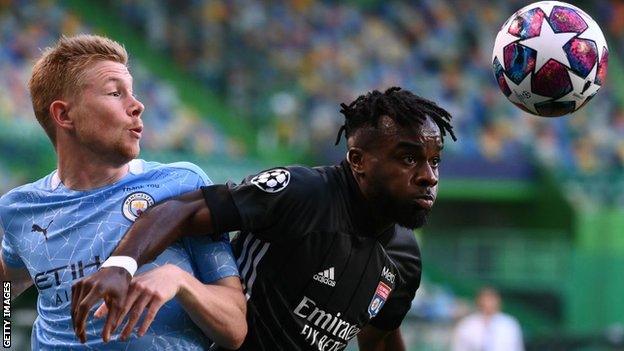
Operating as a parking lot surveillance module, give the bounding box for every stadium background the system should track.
[1,0,624,349]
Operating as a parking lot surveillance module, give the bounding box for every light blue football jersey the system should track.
[0,159,239,350]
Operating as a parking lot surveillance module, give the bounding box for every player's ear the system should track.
[347,147,366,175]
[49,100,74,131]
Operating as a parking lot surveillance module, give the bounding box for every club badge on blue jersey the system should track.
[251,168,290,193]
[368,281,391,318]
[122,192,155,221]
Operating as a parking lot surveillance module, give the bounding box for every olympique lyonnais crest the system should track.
[250,168,290,193]
[122,192,155,222]
[368,281,392,318]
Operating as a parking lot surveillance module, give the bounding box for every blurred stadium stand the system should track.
[2,0,624,350]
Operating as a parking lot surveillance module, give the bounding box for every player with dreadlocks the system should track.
[71,87,456,350]
[335,86,455,145]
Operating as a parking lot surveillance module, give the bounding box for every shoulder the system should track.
[242,164,332,199]
[387,226,420,252]
[0,175,54,231]
[138,159,212,185]
[497,313,522,327]
[383,226,422,297]
[0,173,54,207]
[386,226,421,278]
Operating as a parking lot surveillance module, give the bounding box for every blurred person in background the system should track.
[0,34,246,349]
[71,87,456,350]
[452,287,524,351]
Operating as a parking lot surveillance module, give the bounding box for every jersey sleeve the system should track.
[369,227,422,330]
[168,161,213,187]
[0,206,26,268]
[201,166,328,243]
[183,235,239,283]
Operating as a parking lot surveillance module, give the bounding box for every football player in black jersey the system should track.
[71,87,456,350]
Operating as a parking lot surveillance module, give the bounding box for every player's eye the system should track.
[108,91,121,97]
[430,157,441,168]
[403,155,417,165]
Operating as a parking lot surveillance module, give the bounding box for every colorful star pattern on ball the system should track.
[492,1,608,117]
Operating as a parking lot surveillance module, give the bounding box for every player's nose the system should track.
[127,95,144,118]
[414,163,438,187]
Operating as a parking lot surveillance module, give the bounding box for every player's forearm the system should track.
[113,195,210,266]
[177,273,247,349]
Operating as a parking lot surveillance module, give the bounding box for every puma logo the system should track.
[32,220,53,241]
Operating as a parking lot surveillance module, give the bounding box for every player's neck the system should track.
[56,147,130,191]
[369,214,394,236]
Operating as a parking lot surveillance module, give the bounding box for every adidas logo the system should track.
[313,267,336,287]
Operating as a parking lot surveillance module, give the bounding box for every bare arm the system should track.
[114,189,215,266]
[178,275,246,349]
[71,189,223,343]
[94,265,247,349]
[357,325,405,351]
[0,256,33,299]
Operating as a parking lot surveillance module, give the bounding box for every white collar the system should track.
[128,159,144,175]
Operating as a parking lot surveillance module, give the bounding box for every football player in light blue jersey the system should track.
[0,35,246,350]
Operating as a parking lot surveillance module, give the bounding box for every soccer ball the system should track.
[492,1,608,117]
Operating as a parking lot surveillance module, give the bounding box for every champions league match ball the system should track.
[492,1,608,117]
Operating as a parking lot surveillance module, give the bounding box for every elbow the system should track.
[225,305,248,349]
[212,303,247,350]
[229,297,248,348]
[219,322,247,350]
[231,325,248,350]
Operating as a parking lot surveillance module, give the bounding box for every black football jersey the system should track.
[202,161,422,350]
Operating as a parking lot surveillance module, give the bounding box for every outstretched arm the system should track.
[115,189,215,266]
[71,189,219,343]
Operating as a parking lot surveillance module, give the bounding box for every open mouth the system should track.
[129,126,143,138]
[413,195,434,209]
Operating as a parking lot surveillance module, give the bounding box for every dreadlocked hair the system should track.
[335,86,456,145]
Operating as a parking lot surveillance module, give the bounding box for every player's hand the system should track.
[71,266,132,343]
[94,264,184,341]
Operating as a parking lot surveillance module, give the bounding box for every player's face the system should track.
[365,116,442,229]
[68,60,144,165]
